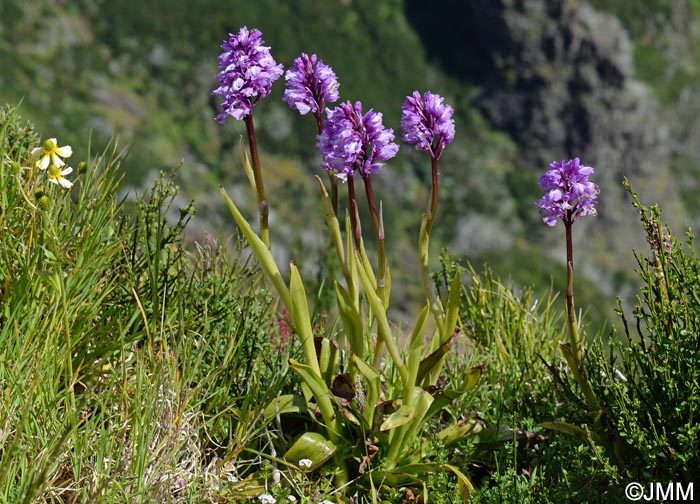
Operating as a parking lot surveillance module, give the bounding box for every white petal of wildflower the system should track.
[51,153,66,168]
[258,494,276,504]
[56,145,72,158]
[62,166,73,176]
[31,146,42,156]
[37,156,50,170]
[58,177,73,189]
[298,458,312,469]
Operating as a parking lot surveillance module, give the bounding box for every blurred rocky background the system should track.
[2,0,698,333]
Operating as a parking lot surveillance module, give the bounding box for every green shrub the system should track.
[592,181,700,483]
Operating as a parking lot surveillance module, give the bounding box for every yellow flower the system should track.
[47,165,73,189]
[32,138,72,170]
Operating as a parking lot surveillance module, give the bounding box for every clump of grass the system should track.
[0,104,287,502]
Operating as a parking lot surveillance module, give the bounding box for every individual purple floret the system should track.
[537,157,599,226]
[401,90,455,160]
[317,101,399,182]
[283,53,339,117]
[212,27,284,123]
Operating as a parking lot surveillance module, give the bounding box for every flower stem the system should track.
[244,113,270,249]
[316,112,338,216]
[421,155,445,329]
[564,220,580,359]
[347,177,362,249]
[563,219,599,412]
[427,155,439,233]
[362,174,386,292]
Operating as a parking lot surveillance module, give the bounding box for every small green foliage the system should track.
[589,180,700,482]
[0,104,39,159]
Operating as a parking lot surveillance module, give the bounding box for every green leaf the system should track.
[460,365,484,393]
[352,354,380,428]
[239,136,256,194]
[416,334,456,384]
[540,421,598,441]
[223,476,266,497]
[380,402,415,432]
[408,303,431,354]
[263,395,305,420]
[377,462,473,499]
[290,262,320,377]
[283,432,337,470]
[289,359,340,438]
[335,281,364,357]
[354,249,408,385]
[436,415,486,446]
[219,186,292,310]
[442,271,462,345]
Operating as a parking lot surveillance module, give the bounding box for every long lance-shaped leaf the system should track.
[335,281,364,358]
[220,186,292,310]
[354,249,408,385]
[319,337,336,385]
[387,386,433,465]
[239,136,257,194]
[358,239,377,292]
[423,364,484,421]
[290,263,321,377]
[386,348,427,463]
[418,213,445,334]
[540,420,603,445]
[351,354,380,428]
[315,176,353,290]
[376,462,473,500]
[289,359,340,440]
[408,303,430,368]
[416,333,456,384]
[442,272,462,345]
[436,415,486,446]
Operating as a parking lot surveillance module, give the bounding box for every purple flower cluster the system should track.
[283,53,339,116]
[213,27,284,123]
[317,101,399,182]
[401,91,455,160]
[537,157,599,226]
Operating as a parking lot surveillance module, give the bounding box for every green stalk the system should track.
[362,174,387,298]
[315,113,339,216]
[244,113,270,249]
[420,156,445,331]
[427,156,439,233]
[419,214,445,334]
[347,177,362,248]
[563,219,599,412]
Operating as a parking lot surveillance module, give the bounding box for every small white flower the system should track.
[32,138,72,170]
[287,496,297,503]
[47,165,73,189]
[298,458,312,469]
[258,494,277,504]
